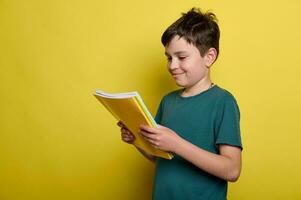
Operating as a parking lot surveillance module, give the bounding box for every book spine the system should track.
[133,95,158,128]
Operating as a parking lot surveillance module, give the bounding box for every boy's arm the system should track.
[134,146,156,163]
[118,121,156,163]
[174,140,241,182]
[139,124,241,182]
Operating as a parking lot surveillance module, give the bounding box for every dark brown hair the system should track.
[161,8,220,59]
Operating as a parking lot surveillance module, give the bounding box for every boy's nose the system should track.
[168,60,179,70]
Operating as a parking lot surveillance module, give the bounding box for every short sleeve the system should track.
[215,94,243,150]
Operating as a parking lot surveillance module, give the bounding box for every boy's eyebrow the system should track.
[165,51,188,56]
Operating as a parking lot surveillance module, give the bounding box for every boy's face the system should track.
[165,35,212,88]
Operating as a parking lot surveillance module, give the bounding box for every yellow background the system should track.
[1,0,301,199]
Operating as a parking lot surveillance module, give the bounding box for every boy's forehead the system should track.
[165,37,196,55]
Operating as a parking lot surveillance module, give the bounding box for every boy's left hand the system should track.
[139,124,182,152]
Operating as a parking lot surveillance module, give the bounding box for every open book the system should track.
[93,90,173,159]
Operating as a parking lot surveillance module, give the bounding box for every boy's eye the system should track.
[178,56,186,60]
[167,57,172,62]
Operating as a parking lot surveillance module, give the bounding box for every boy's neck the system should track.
[181,78,213,97]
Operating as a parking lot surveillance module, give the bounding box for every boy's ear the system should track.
[204,48,217,68]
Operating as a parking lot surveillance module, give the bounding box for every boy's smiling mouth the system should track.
[171,72,185,77]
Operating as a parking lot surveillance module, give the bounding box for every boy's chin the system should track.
[175,81,188,88]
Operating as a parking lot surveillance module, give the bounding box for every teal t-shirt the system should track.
[153,85,242,200]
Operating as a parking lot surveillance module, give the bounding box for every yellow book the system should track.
[93,90,173,160]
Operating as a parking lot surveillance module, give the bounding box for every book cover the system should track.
[93,90,173,159]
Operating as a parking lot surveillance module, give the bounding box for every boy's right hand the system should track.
[117,121,135,144]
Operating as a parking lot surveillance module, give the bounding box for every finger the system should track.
[122,129,134,136]
[147,138,159,148]
[117,121,123,127]
[123,138,133,144]
[121,134,134,140]
[139,131,159,148]
[122,132,135,139]
[121,127,130,134]
[140,130,157,141]
[121,128,134,137]
[117,121,127,128]
[121,127,127,134]
[122,136,132,141]
[139,125,159,134]
[140,132,154,143]
[122,134,134,142]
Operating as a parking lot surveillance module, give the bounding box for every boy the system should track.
[118,7,242,200]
